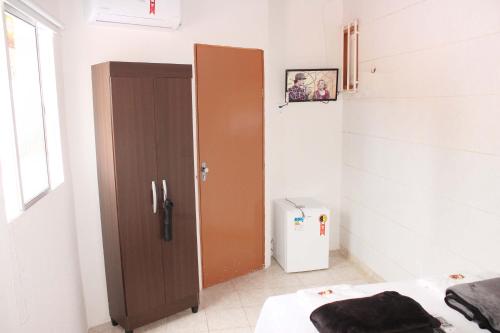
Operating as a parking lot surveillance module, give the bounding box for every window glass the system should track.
[5,12,49,205]
[38,27,64,188]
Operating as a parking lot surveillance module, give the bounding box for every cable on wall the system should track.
[285,198,305,218]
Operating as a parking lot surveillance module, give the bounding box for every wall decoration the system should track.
[285,68,339,103]
[343,19,359,92]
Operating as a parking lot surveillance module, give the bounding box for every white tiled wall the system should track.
[341,0,500,281]
[267,0,344,251]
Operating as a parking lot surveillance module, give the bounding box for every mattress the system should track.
[255,277,491,333]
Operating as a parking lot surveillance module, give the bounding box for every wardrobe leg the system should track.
[111,319,118,326]
[191,305,199,313]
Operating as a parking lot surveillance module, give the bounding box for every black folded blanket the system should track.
[445,277,500,333]
[310,291,442,333]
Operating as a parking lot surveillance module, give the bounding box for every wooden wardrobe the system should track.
[92,62,199,333]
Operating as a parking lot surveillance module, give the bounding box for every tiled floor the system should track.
[89,252,378,333]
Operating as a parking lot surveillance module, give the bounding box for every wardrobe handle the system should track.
[162,179,167,203]
[152,181,158,214]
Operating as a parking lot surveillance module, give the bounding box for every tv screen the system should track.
[285,68,339,102]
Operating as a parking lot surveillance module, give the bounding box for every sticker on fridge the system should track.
[294,217,304,231]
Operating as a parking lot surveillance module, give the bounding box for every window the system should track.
[0,4,64,218]
[5,10,49,205]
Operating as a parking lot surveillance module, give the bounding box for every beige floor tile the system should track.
[237,288,275,307]
[351,277,378,285]
[209,328,253,333]
[261,260,287,276]
[89,252,378,333]
[205,280,236,292]
[205,307,249,330]
[332,267,377,285]
[294,269,337,288]
[271,285,302,296]
[329,269,366,283]
[165,309,208,333]
[88,323,123,333]
[136,318,168,333]
[242,306,262,326]
[329,258,350,269]
[200,286,241,310]
[233,272,302,291]
[231,275,258,291]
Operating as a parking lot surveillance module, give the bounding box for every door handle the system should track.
[201,162,209,182]
[152,181,158,214]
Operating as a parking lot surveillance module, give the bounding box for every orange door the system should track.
[195,44,264,288]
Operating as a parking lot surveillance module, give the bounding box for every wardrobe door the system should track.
[154,77,199,303]
[111,77,167,315]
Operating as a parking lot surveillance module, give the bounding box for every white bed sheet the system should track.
[255,278,489,333]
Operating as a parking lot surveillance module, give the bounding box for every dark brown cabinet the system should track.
[92,62,199,333]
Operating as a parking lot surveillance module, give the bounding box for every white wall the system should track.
[341,0,500,280]
[0,1,87,332]
[0,171,16,333]
[60,0,343,328]
[268,0,343,250]
[0,183,87,333]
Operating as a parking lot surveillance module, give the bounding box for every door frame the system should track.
[193,43,265,288]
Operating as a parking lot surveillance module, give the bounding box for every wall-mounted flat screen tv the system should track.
[285,68,339,102]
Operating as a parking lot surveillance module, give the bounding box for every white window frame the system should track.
[2,3,52,209]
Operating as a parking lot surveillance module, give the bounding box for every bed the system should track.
[255,276,492,332]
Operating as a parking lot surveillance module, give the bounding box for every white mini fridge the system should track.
[273,198,330,273]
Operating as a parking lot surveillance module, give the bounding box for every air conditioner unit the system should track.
[87,0,181,29]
